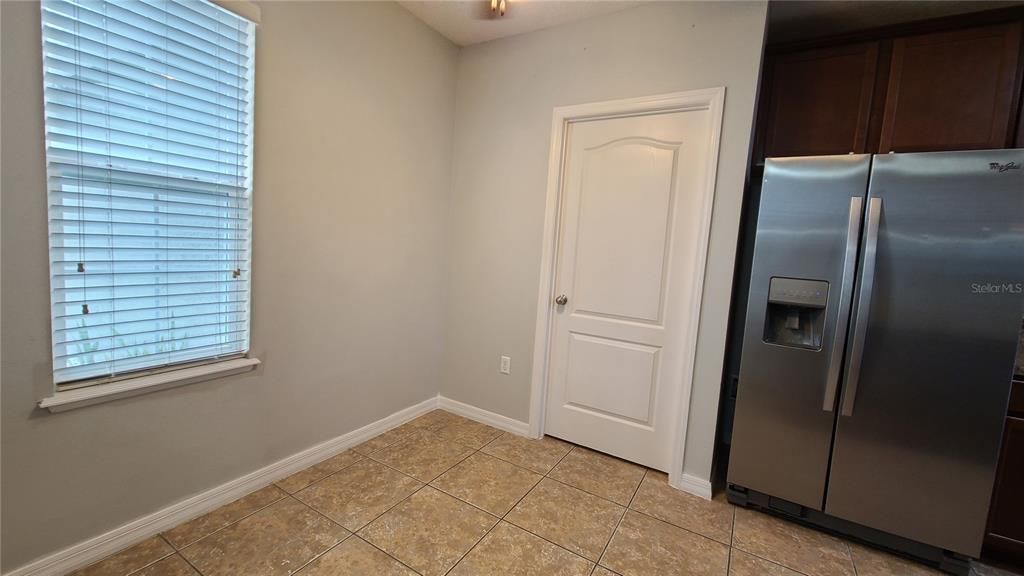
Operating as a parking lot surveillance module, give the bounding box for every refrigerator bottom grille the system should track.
[726,484,972,576]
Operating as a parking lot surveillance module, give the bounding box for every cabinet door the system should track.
[764,43,879,158]
[880,23,1022,152]
[987,416,1024,560]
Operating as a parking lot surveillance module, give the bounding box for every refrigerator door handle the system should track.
[823,196,864,412]
[840,196,882,417]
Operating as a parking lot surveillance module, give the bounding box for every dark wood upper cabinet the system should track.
[763,43,880,158]
[879,23,1022,152]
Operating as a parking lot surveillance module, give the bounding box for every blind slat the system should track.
[44,58,249,122]
[46,114,248,161]
[53,301,248,329]
[46,85,248,138]
[55,332,249,363]
[55,321,249,354]
[43,0,255,385]
[43,26,251,99]
[47,1,250,67]
[54,291,249,318]
[43,43,249,112]
[56,315,248,342]
[50,163,247,195]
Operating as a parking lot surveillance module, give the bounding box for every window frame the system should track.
[38,0,261,410]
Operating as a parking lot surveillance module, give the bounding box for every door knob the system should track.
[555,294,568,306]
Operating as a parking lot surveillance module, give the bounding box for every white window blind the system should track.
[41,0,256,385]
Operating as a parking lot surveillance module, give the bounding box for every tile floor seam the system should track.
[544,444,578,477]
[365,435,480,484]
[468,440,625,569]
[849,541,860,576]
[281,496,432,576]
[353,534,428,576]
[728,502,738,576]
[538,444,651,511]
[114,538,176,576]
[474,448,556,477]
[427,479,520,521]
[489,454,603,573]
[357,483,498,576]
[729,513,843,576]
[276,451,367,496]
[174,549,208,576]
[286,532,355,576]
[354,482,430,537]
[498,513,604,567]
[361,453,431,486]
[437,513,501,576]
[288,493,354,535]
[317,472,425,536]
[542,473,633,512]
[594,468,647,572]
[477,432,574,475]
[624,505,733,551]
[166,487,289,552]
[428,438,506,576]
[753,551,816,576]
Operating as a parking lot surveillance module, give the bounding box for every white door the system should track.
[544,107,715,471]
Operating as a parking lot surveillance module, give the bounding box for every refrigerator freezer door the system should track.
[826,149,1024,556]
[729,155,870,510]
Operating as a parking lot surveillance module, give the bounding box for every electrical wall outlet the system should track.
[500,355,511,375]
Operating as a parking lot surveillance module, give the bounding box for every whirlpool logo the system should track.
[988,161,1021,173]
[972,282,1023,294]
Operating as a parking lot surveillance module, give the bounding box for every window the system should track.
[41,0,256,385]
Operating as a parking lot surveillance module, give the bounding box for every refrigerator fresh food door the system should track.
[826,149,1024,556]
[729,155,870,510]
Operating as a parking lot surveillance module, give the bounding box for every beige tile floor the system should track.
[72,409,1022,576]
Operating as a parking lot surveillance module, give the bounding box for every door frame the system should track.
[527,88,726,494]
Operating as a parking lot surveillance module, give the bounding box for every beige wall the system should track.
[441,2,767,482]
[0,1,458,570]
[2,1,768,569]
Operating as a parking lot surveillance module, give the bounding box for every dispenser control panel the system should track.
[768,277,829,309]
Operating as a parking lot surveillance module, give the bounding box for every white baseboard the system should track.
[437,396,530,436]
[5,397,440,576]
[670,472,713,500]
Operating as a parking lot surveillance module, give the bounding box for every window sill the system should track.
[38,357,261,413]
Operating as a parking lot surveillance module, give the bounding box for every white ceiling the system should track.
[398,0,642,46]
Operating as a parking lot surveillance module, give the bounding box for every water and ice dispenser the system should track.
[763,277,829,350]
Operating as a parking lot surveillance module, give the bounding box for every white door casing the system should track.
[529,89,725,484]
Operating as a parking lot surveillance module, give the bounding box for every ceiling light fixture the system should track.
[490,0,507,17]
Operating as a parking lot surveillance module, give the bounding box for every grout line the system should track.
[732,547,816,576]
[620,485,735,548]
[593,468,646,572]
[176,551,207,576]
[171,487,290,552]
[285,531,355,576]
[276,450,368,496]
[727,500,737,575]
[486,442,616,568]
[116,537,177,576]
[353,535,426,576]
[285,492,429,575]
[437,427,503,576]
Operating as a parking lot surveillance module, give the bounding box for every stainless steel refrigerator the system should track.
[728,150,1024,572]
